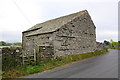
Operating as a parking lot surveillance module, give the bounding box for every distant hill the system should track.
[0,41,22,46]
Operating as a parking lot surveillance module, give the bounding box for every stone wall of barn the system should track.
[22,31,54,57]
[23,11,96,58]
[53,12,96,57]
[22,31,33,55]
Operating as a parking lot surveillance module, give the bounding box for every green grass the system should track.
[109,47,120,50]
[0,54,2,80]
[3,49,108,79]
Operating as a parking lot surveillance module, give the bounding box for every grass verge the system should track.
[109,47,120,50]
[3,49,108,79]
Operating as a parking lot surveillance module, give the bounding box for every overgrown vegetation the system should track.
[3,49,108,79]
[110,47,120,50]
[104,39,120,49]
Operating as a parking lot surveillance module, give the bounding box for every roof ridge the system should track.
[24,10,88,33]
[24,10,89,36]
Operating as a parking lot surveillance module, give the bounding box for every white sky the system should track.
[0,0,118,42]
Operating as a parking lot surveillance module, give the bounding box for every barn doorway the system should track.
[37,46,54,61]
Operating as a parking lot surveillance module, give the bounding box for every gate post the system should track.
[34,49,36,62]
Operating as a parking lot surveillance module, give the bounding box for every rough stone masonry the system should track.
[22,10,96,60]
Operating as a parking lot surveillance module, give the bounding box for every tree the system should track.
[104,40,110,45]
[0,41,6,46]
[110,39,114,43]
[109,39,119,47]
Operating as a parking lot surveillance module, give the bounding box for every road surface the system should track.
[22,49,118,78]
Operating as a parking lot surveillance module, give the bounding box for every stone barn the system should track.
[22,10,96,61]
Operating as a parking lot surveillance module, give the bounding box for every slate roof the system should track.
[25,10,88,36]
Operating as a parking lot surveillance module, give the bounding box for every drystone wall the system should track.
[96,42,105,50]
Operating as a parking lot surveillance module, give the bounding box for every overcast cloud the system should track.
[0,0,118,42]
